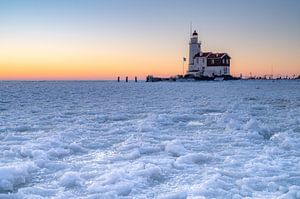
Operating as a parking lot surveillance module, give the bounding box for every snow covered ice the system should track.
[0,80,300,198]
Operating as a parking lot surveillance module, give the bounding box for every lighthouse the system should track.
[186,30,231,77]
[188,30,201,67]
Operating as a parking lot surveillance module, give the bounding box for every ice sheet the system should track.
[0,80,299,198]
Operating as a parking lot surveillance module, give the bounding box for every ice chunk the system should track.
[164,140,188,157]
[174,153,211,168]
[158,191,187,199]
[244,118,260,132]
[17,186,58,197]
[139,144,161,154]
[100,169,126,185]
[123,149,141,160]
[0,162,36,192]
[278,185,300,199]
[187,121,203,126]
[135,163,162,181]
[31,150,48,168]
[47,148,69,158]
[31,150,47,160]
[88,181,133,196]
[69,143,87,153]
[59,171,83,187]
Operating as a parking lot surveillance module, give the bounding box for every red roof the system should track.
[194,52,230,59]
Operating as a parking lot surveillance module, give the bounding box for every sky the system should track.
[0,0,300,80]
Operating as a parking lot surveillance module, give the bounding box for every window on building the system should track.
[226,59,229,64]
[211,59,214,64]
[222,59,225,64]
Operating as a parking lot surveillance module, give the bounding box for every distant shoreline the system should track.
[0,79,299,82]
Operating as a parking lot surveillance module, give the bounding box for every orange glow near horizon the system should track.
[1,48,299,80]
[0,38,187,80]
[1,56,299,80]
[1,34,299,80]
[0,48,182,80]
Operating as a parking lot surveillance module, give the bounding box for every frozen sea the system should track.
[0,80,300,199]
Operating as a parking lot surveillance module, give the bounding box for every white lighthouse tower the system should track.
[188,30,201,71]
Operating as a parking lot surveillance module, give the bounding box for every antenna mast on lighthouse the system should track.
[190,21,193,37]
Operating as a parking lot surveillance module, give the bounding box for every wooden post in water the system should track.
[126,76,128,82]
[135,76,137,82]
[117,76,120,82]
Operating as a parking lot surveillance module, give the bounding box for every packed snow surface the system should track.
[0,80,300,198]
